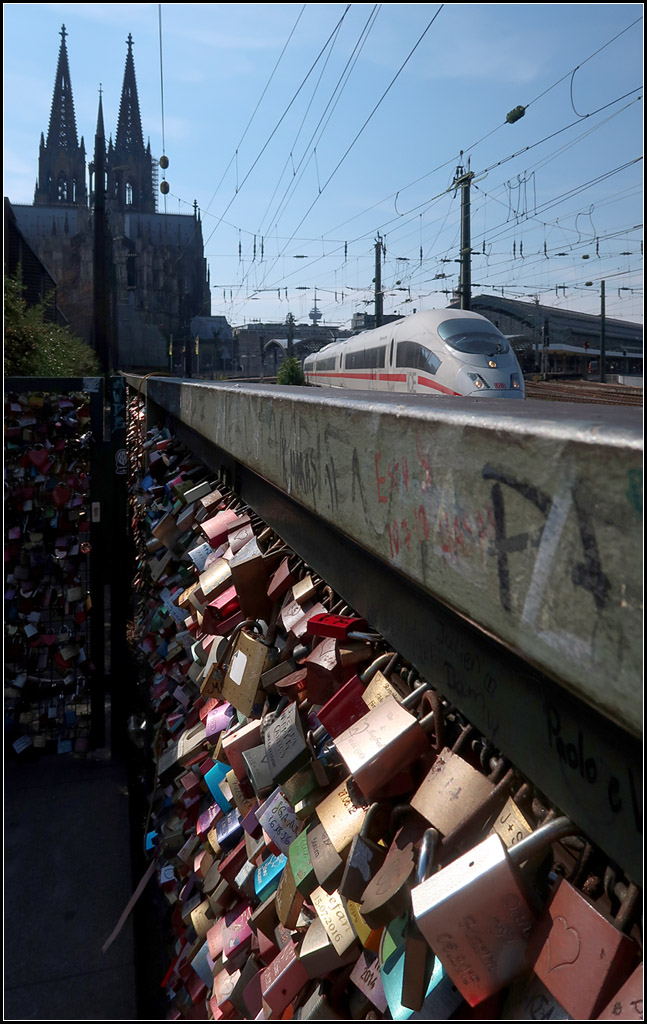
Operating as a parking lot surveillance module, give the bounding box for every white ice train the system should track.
[303,308,525,399]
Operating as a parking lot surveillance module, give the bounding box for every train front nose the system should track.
[459,369,525,398]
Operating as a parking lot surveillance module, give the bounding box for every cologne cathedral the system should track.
[10,25,211,370]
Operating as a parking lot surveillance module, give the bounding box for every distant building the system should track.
[189,316,234,375]
[462,294,643,376]
[350,312,403,333]
[10,24,212,371]
[232,320,346,377]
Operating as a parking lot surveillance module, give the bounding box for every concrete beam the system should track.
[128,378,642,738]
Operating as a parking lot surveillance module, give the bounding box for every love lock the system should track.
[411,816,582,1008]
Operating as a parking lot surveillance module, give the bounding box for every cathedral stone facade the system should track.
[11,25,211,370]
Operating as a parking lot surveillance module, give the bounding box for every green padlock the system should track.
[288,825,317,898]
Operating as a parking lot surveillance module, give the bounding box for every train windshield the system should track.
[438,318,510,355]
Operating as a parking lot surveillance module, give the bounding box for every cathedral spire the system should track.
[96,84,105,141]
[34,25,87,206]
[115,33,144,153]
[47,25,78,151]
[107,32,155,212]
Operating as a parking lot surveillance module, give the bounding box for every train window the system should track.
[438,318,510,355]
[316,356,336,371]
[396,340,441,374]
[346,346,386,370]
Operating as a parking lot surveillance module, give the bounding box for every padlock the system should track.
[275,856,305,930]
[378,913,464,1022]
[260,937,309,1018]
[220,717,262,781]
[228,956,263,1018]
[254,852,287,902]
[360,805,427,930]
[228,517,255,555]
[241,743,274,799]
[410,724,515,856]
[401,828,439,1011]
[220,623,270,716]
[596,963,643,1021]
[229,535,273,621]
[333,695,433,800]
[307,821,348,895]
[257,787,304,855]
[303,636,347,705]
[280,758,328,810]
[188,557,233,614]
[350,949,389,1014]
[281,597,328,640]
[310,885,360,959]
[199,507,239,548]
[527,876,640,1019]
[293,980,343,1020]
[222,901,254,967]
[263,698,311,784]
[199,620,247,699]
[201,584,241,634]
[267,555,300,604]
[501,971,572,1020]
[296,917,356,983]
[213,807,243,854]
[291,573,322,606]
[306,610,370,641]
[240,961,265,1018]
[344,896,384,954]
[315,777,369,855]
[211,962,241,1017]
[339,802,390,903]
[249,891,280,945]
[490,794,535,851]
[411,815,580,1007]
[288,826,318,899]
[312,654,395,742]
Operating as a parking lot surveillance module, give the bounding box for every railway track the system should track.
[525,379,643,406]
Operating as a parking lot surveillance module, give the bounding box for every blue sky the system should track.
[3,3,643,328]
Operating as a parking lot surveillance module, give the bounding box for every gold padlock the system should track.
[221,624,271,716]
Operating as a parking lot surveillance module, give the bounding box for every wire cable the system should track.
[203,5,353,251]
[256,6,446,292]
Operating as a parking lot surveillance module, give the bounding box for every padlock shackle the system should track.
[359,801,389,839]
[417,828,440,884]
[347,630,383,642]
[215,618,257,672]
[508,815,580,866]
[402,680,431,710]
[359,652,393,684]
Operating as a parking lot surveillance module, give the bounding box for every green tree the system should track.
[4,270,100,377]
[276,357,305,386]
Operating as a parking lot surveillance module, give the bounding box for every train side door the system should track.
[386,337,396,393]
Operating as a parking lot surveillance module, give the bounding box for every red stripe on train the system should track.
[417,375,460,395]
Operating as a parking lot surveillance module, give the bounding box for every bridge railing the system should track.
[125,374,643,882]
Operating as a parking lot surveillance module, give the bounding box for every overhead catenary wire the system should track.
[202,5,353,252]
[201,4,307,224]
[191,10,641,325]
[249,5,446,298]
[233,5,384,306]
[158,4,167,213]
[168,9,638,325]
[256,4,382,240]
